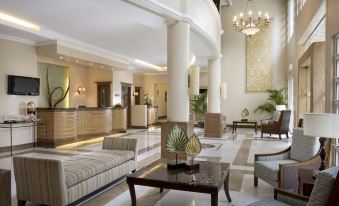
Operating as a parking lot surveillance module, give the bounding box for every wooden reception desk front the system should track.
[37,107,127,147]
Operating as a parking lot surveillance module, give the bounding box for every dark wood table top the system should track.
[127,159,230,191]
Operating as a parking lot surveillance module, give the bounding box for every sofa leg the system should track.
[18,200,26,206]
[286,133,289,139]
[254,176,258,187]
[131,169,136,173]
[261,132,263,138]
[279,134,281,140]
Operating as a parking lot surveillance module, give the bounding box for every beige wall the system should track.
[0,39,38,147]
[221,0,287,124]
[112,70,134,105]
[87,68,113,107]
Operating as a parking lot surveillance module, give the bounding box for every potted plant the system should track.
[144,94,153,108]
[166,125,189,170]
[255,88,288,115]
[190,92,207,128]
[113,103,122,108]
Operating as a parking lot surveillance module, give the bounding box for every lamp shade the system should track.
[303,113,339,138]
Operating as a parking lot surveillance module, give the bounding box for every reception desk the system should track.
[37,107,127,147]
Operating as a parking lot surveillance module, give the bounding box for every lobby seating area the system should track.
[0,0,339,206]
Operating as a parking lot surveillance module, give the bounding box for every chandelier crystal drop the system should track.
[233,0,270,37]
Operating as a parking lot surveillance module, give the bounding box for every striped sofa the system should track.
[13,137,137,206]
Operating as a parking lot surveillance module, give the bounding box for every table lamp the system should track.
[303,113,339,171]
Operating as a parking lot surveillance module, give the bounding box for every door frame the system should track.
[121,82,133,128]
[96,81,112,107]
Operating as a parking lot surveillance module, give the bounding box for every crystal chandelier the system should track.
[233,0,270,37]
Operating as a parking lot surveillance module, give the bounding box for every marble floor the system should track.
[0,127,292,206]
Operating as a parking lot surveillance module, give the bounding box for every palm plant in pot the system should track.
[190,92,207,128]
[255,88,288,115]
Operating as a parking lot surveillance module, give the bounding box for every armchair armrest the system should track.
[255,147,291,161]
[274,188,309,206]
[13,156,67,205]
[279,156,321,190]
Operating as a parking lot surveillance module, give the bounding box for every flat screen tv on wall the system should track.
[7,75,40,96]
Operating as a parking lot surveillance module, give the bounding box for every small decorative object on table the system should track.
[27,102,36,121]
[166,125,189,170]
[241,108,249,121]
[185,133,202,170]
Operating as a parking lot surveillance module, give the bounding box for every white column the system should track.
[167,21,190,122]
[207,57,221,113]
[190,66,200,96]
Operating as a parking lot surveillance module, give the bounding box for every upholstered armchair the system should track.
[249,166,339,206]
[261,110,291,139]
[254,128,321,192]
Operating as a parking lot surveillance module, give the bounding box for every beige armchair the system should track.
[254,128,321,192]
[249,166,339,206]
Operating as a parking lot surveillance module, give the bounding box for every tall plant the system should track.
[255,88,287,114]
[191,92,207,124]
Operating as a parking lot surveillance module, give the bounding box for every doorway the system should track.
[96,82,111,107]
[154,83,167,118]
[121,83,132,128]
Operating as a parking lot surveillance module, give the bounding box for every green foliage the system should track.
[166,125,189,153]
[190,92,207,122]
[144,95,152,107]
[255,88,287,114]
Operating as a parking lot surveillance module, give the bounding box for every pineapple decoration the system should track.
[166,124,189,169]
[185,134,202,169]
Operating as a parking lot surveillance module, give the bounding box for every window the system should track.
[288,0,295,40]
[334,34,339,166]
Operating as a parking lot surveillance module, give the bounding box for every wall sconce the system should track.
[78,87,86,95]
[133,91,139,96]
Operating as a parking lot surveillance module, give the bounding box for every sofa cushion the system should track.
[63,150,134,188]
[290,128,319,162]
[255,160,298,181]
[308,166,339,206]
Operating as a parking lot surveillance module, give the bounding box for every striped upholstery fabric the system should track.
[308,166,339,206]
[63,150,134,187]
[67,160,135,203]
[255,159,298,187]
[290,128,319,162]
[13,137,137,206]
[277,193,308,206]
[13,156,68,206]
[256,151,290,161]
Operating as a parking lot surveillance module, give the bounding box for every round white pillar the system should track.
[190,66,200,96]
[167,21,190,122]
[207,57,221,113]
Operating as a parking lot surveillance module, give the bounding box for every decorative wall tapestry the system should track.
[246,23,272,92]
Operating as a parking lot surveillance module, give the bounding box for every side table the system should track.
[298,169,317,197]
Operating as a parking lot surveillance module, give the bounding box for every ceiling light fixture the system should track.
[0,11,40,31]
[59,56,63,59]
[75,59,79,63]
[134,59,166,71]
[233,0,270,37]
[100,65,104,68]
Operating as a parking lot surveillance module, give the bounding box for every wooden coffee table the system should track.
[127,159,231,206]
[232,120,257,134]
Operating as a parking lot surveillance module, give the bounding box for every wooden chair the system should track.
[249,166,339,206]
[261,110,291,139]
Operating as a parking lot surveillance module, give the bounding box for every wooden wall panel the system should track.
[77,109,112,137]
[112,108,127,132]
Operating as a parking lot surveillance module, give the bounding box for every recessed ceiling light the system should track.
[134,59,166,71]
[59,56,63,59]
[75,59,79,63]
[100,65,104,68]
[89,62,93,66]
[0,11,40,31]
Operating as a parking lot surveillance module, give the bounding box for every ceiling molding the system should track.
[124,0,221,58]
[0,33,35,45]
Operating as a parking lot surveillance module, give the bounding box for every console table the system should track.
[232,120,258,134]
[0,120,47,156]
